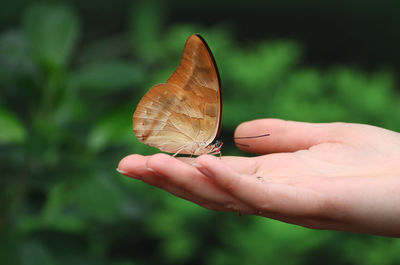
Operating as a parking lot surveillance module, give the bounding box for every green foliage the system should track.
[1,1,400,265]
[22,3,79,72]
[0,106,27,143]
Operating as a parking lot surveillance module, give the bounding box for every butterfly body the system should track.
[133,34,222,156]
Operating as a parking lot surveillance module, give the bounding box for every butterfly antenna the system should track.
[218,133,270,147]
[232,133,270,140]
[219,133,270,141]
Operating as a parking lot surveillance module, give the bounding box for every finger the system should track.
[179,156,259,175]
[234,118,347,154]
[118,154,177,188]
[195,155,324,218]
[118,154,149,179]
[118,154,226,210]
[147,154,256,213]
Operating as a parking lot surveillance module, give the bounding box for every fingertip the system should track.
[234,118,281,139]
[234,120,253,139]
[116,167,128,175]
[118,154,145,172]
[234,119,277,153]
[117,154,146,179]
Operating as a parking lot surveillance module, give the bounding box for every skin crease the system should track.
[118,119,400,237]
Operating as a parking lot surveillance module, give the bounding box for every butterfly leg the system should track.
[172,143,192,157]
[208,150,222,159]
[172,147,185,157]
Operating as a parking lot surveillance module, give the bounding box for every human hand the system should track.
[118,119,400,237]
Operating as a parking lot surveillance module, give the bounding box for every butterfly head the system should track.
[210,139,223,153]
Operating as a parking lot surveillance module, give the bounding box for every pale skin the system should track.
[117,119,400,237]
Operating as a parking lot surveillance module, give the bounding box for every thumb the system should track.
[234,118,344,154]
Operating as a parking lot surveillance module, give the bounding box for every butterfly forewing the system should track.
[133,34,222,155]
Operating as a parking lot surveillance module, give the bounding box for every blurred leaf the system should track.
[130,0,165,62]
[87,106,134,152]
[77,36,132,65]
[225,41,301,96]
[0,30,35,79]
[341,236,400,265]
[51,80,86,126]
[161,233,196,263]
[0,107,27,144]
[0,232,19,265]
[40,184,86,232]
[20,240,55,265]
[147,197,210,263]
[68,173,125,222]
[70,61,144,92]
[112,261,137,265]
[22,3,80,71]
[211,217,330,265]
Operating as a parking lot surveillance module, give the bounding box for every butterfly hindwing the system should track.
[133,34,221,155]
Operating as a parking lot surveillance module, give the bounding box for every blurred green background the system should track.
[1,0,400,264]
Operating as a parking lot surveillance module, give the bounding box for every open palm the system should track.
[118,119,400,237]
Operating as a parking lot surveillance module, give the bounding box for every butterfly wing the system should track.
[133,34,222,154]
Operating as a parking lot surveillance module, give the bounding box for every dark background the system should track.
[1,0,400,264]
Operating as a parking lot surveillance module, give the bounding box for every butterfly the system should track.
[133,34,223,156]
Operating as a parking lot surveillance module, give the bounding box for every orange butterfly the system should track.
[133,34,223,156]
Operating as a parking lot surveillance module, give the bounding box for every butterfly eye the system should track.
[214,140,222,148]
